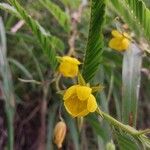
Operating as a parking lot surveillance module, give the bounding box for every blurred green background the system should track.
[0,0,150,150]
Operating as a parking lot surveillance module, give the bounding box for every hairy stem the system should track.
[97,108,142,136]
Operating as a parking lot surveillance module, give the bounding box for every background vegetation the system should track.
[0,0,150,150]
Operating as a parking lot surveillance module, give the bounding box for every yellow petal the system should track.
[63,85,77,100]
[68,65,78,77]
[64,95,87,117]
[109,38,123,51]
[87,94,97,112]
[111,30,122,38]
[58,61,69,76]
[62,56,81,65]
[58,61,79,77]
[77,110,89,117]
[122,38,130,49]
[76,86,92,101]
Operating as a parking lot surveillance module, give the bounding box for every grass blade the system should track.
[46,105,58,150]
[122,43,142,126]
[8,58,33,79]
[1,1,64,70]
[39,0,71,32]
[0,17,15,150]
[111,0,150,41]
[65,114,80,150]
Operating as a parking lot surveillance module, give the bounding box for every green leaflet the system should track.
[0,2,20,17]
[61,0,81,9]
[111,0,150,41]
[82,0,106,82]
[115,130,141,150]
[110,0,141,37]
[115,129,150,149]
[39,0,71,32]
[124,0,150,40]
[8,58,33,79]
[1,1,64,70]
[139,135,150,149]
[122,43,142,127]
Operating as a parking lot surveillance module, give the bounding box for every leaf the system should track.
[82,0,106,82]
[122,43,142,126]
[124,0,150,40]
[110,0,141,37]
[1,1,64,70]
[39,0,71,32]
[86,114,110,142]
[23,43,44,81]
[113,89,121,120]
[101,111,150,150]
[65,114,80,150]
[61,0,81,9]
[46,104,58,150]
[0,2,20,17]
[115,130,141,150]
[0,17,15,150]
[139,135,150,149]
[111,0,150,41]
[0,17,15,109]
[8,58,33,79]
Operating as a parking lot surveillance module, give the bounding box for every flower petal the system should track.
[76,86,92,101]
[87,94,97,112]
[59,62,78,77]
[67,65,78,77]
[77,110,89,117]
[111,30,122,38]
[58,61,70,76]
[122,38,130,49]
[109,38,124,51]
[64,95,87,117]
[62,56,81,64]
[63,85,77,100]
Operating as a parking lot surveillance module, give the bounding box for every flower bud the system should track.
[109,30,130,51]
[58,56,81,78]
[53,121,67,149]
[106,141,116,150]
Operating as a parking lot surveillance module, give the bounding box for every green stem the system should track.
[5,104,14,150]
[97,109,139,135]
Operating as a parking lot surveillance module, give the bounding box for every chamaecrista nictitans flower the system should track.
[63,85,97,117]
[58,56,81,78]
[109,30,130,51]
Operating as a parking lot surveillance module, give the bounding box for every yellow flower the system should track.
[109,30,130,51]
[63,85,97,117]
[58,56,81,77]
[54,121,67,149]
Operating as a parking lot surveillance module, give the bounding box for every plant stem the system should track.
[5,106,14,150]
[97,109,139,135]
[38,84,49,150]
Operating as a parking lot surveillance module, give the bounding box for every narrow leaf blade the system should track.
[82,0,106,82]
[122,43,142,126]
